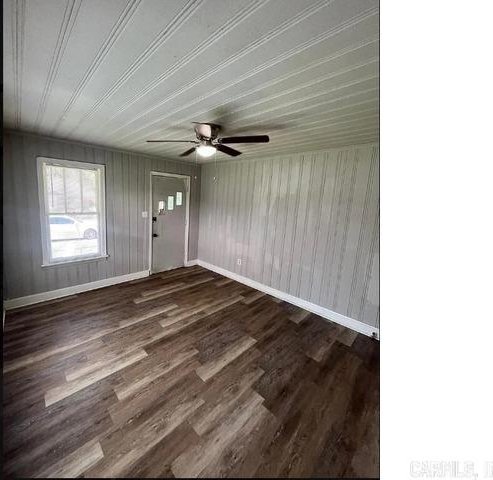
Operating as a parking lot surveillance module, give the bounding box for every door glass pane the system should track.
[167,196,174,210]
[176,191,183,206]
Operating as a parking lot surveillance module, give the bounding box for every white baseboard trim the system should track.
[197,260,379,339]
[4,270,150,310]
[185,259,198,267]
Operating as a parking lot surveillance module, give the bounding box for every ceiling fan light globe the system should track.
[196,145,216,157]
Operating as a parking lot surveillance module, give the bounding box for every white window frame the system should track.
[37,156,108,267]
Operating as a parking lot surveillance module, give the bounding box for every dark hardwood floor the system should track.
[2,265,379,478]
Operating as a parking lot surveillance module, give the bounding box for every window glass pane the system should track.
[167,196,174,210]
[65,168,82,212]
[44,165,98,214]
[176,191,183,206]
[49,213,99,260]
[81,169,97,212]
[45,165,65,213]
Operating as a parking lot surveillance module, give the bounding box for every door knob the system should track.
[152,233,159,238]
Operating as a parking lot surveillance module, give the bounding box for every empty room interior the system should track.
[2,0,379,478]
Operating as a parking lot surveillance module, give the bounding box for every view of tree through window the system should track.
[39,159,106,264]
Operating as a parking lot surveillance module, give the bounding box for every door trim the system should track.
[148,171,191,274]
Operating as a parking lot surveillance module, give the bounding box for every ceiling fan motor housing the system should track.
[194,122,220,141]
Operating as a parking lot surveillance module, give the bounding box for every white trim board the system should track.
[197,260,379,339]
[4,270,150,310]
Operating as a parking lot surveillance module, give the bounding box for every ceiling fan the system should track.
[146,122,269,158]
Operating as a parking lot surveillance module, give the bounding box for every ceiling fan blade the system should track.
[179,147,196,157]
[216,144,242,157]
[218,135,269,144]
[146,140,195,143]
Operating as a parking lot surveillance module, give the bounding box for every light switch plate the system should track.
[142,211,148,218]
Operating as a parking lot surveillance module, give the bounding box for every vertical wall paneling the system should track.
[3,130,200,299]
[305,153,328,301]
[4,130,379,329]
[279,156,301,294]
[198,143,379,328]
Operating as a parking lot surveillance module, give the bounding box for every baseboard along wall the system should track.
[4,260,380,339]
[197,260,379,339]
[3,270,150,310]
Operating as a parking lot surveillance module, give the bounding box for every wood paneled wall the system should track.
[3,130,201,299]
[198,144,379,328]
[3,130,379,330]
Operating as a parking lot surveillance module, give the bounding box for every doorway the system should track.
[149,172,190,273]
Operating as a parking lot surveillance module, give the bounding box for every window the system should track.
[167,195,174,210]
[37,157,107,266]
[176,191,183,206]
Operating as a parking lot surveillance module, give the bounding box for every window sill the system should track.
[42,254,109,268]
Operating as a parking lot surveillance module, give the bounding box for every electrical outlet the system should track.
[237,258,242,266]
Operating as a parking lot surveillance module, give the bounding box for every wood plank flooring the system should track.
[2,265,379,478]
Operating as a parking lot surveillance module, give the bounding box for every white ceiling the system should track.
[3,0,379,162]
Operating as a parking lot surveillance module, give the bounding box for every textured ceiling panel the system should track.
[3,0,379,162]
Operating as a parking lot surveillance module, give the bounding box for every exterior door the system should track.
[151,175,188,273]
